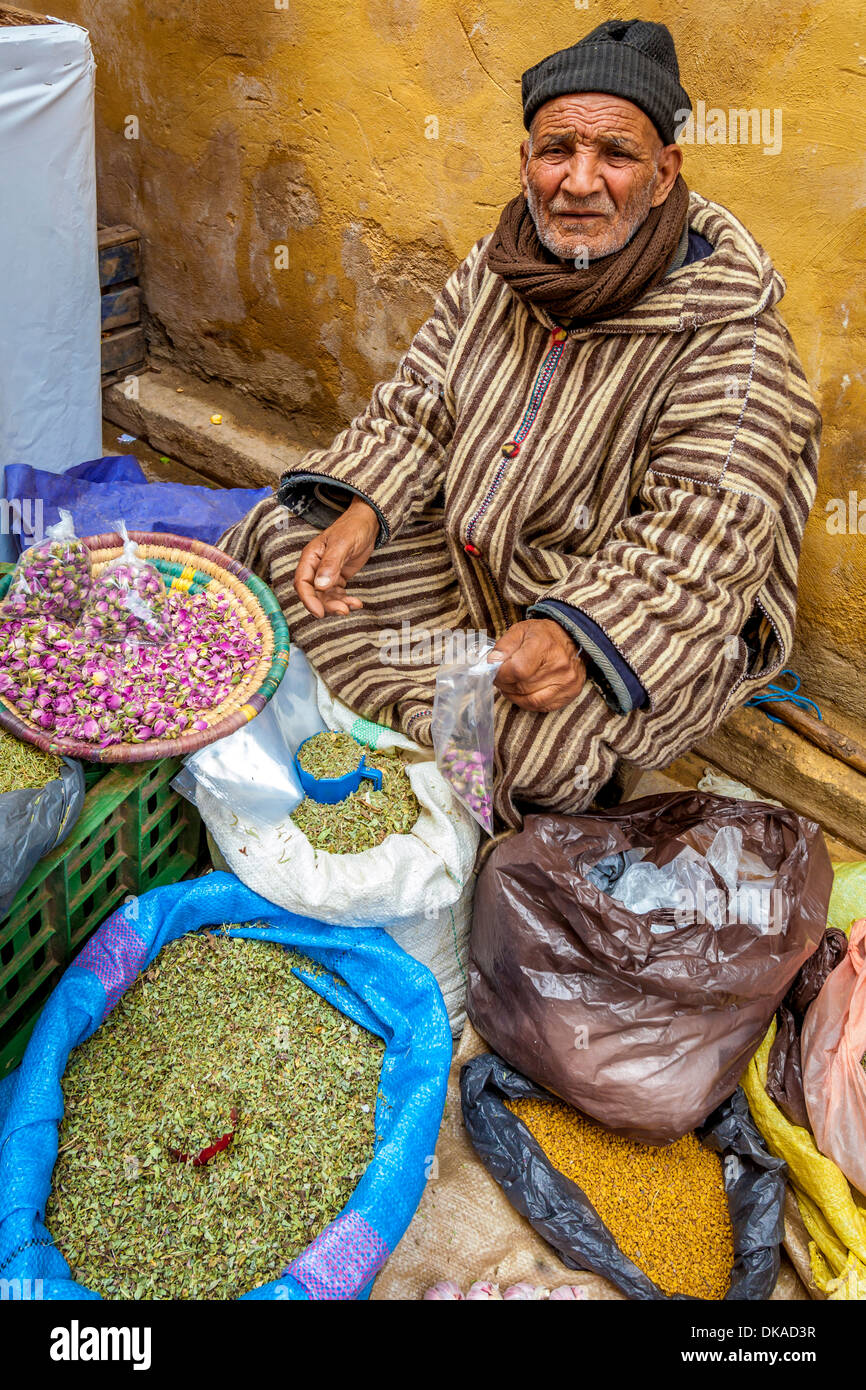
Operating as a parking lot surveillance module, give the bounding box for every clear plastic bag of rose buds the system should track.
[432,638,505,836]
[82,519,170,647]
[0,508,92,624]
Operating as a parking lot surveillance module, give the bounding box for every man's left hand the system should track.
[490,618,586,712]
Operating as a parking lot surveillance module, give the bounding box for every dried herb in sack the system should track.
[47,928,383,1300]
[507,1095,734,1300]
[0,728,62,795]
[296,729,366,779]
[291,736,420,854]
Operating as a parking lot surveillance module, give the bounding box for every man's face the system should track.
[520,92,683,261]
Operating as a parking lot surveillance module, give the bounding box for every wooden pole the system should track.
[761,701,866,780]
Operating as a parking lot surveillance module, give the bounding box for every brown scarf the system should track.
[485,173,690,324]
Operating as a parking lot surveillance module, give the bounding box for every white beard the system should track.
[525,177,658,262]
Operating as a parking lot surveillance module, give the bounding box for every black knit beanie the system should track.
[522,18,691,146]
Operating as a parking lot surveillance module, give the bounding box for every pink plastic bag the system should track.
[802,917,866,1195]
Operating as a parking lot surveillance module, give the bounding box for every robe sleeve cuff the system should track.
[276,471,390,550]
[527,599,649,714]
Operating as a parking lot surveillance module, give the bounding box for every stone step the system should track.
[103,364,329,491]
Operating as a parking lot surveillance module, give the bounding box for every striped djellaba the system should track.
[219,191,821,831]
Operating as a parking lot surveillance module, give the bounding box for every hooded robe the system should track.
[219,191,821,829]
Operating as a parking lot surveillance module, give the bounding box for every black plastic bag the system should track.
[461,1052,786,1302]
[0,758,84,917]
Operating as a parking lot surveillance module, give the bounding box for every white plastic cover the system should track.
[0,17,101,562]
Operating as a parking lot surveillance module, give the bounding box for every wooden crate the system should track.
[98,223,141,289]
[101,283,142,332]
[101,324,146,380]
[98,224,146,383]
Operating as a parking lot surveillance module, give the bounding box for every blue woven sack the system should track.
[0,872,452,1300]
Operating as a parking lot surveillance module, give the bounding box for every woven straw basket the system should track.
[0,531,290,763]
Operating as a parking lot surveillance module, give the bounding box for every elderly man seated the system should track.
[220,17,820,831]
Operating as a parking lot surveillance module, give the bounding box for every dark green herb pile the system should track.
[0,728,62,795]
[47,928,383,1300]
[291,739,420,854]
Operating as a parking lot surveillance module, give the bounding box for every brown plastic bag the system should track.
[766,1007,809,1130]
[765,929,848,1129]
[787,928,848,1018]
[467,792,833,1144]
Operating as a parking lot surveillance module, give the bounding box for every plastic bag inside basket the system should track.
[0,510,92,624]
[82,521,169,646]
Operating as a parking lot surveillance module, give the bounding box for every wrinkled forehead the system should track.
[529,92,660,149]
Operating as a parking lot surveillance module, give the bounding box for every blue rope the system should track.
[745,668,822,724]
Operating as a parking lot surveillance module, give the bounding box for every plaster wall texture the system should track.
[44,0,866,716]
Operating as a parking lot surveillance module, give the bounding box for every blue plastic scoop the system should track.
[293,732,383,805]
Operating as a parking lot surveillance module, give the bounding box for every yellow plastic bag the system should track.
[828,861,866,938]
[741,1018,866,1299]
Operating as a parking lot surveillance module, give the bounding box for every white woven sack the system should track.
[198,669,480,1034]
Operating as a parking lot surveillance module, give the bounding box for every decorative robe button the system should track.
[463,541,479,556]
[501,440,520,458]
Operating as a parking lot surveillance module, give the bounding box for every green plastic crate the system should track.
[0,757,203,1078]
[83,763,109,792]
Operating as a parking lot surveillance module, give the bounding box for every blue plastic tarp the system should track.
[3,456,269,553]
[0,873,452,1300]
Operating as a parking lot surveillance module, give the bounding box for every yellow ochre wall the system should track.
[47,1,866,714]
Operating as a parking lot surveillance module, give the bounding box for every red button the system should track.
[501,440,520,458]
[464,541,479,555]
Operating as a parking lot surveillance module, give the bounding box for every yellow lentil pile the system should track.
[506,1096,734,1300]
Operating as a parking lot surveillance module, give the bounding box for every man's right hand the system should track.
[293,496,380,617]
